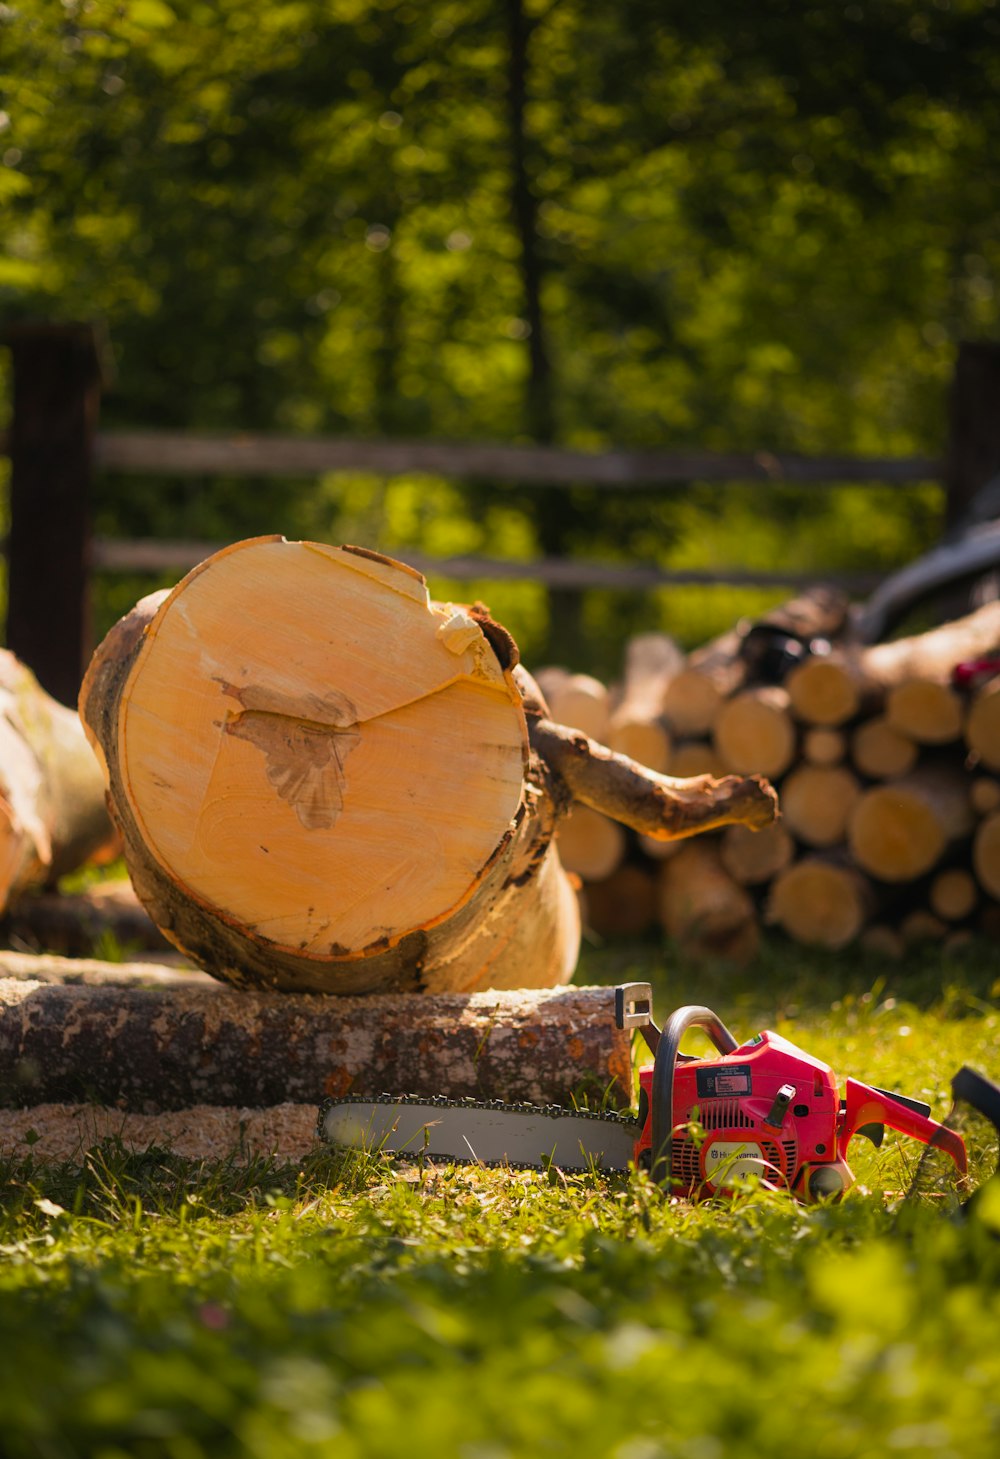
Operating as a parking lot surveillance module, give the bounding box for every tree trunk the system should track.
[80,538,777,994]
[0,649,115,913]
[850,715,919,780]
[657,841,759,964]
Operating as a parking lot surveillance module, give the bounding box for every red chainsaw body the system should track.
[632,1028,966,1201]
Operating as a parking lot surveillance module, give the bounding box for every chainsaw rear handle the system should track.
[650,1005,740,1186]
[839,1078,968,1176]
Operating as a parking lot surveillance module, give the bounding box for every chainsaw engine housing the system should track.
[635,1031,846,1200]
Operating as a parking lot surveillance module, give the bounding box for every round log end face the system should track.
[766,861,868,949]
[974,813,1000,901]
[967,682,1000,772]
[115,538,528,960]
[785,658,860,727]
[848,785,945,882]
[780,764,861,849]
[713,690,796,779]
[886,680,964,745]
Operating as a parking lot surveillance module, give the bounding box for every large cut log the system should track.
[536,670,609,741]
[765,857,875,949]
[0,650,115,913]
[81,538,777,994]
[0,958,632,1109]
[847,768,975,882]
[606,633,682,772]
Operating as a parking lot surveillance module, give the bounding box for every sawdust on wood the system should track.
[0,1102,320,1164]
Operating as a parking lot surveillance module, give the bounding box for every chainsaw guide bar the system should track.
[318,1094,641,1173]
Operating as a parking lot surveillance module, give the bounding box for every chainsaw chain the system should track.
[317,1092,640,1173]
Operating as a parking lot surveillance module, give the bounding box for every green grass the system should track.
[2,938,1000,1459]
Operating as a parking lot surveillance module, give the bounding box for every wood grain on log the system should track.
[555,806,626,882]
[885,680,964,745]
[848,769,975,882]
[719,820,794,886]
[974,813,1000,900]
[766,858,874,949]
[929,868,979,922]
[713,686,797,779]
[780,764,862,849]
[0,964,632,1111]
[802,728,846,767]
[966,679,1000,772]
[785,656,870,727]
[851,716,919,781]
[80,542,580,995]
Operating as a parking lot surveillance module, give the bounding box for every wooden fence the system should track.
[3,322,999,706]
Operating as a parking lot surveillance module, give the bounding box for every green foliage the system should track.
[1,940,1000,1455]
[2,0,999,662]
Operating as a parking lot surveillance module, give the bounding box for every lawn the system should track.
[2,936,999,1459]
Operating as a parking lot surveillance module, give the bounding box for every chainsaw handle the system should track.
[650,1005,740,1186]
[839,1078,968,1176]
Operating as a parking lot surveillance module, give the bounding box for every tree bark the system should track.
[80,539,777,994]
[0,960,632,1111]
[0,649,115,913]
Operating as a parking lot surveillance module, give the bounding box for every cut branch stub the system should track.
[80,538,579,994]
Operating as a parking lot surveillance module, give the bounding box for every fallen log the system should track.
[81,538,776,994]
[966,678,1000,772]
[719,820,795,886]
[0,650,115,913]
[850,715,919,781]
[0,958,632,1110]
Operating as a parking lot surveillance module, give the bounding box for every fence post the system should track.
[945,340,1000,528]
[4,322,103,706]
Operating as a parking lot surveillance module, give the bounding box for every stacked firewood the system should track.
[537,590,1000,961]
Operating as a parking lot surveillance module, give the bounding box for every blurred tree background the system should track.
[1,0,999,671]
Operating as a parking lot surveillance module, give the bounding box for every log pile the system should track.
[548,592,1000,958]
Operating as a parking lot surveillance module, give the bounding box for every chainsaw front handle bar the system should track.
[650,1005,740,1186]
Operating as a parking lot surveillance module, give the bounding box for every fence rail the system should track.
[90,429,943,488]
[4,322,999,706]
[91,537,885,593]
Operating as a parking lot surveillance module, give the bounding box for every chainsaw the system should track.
[319,983,971,1202]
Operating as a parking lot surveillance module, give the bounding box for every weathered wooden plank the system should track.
[0,957,632,1112]
[85,430,941,487]
[90,537,884,592]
